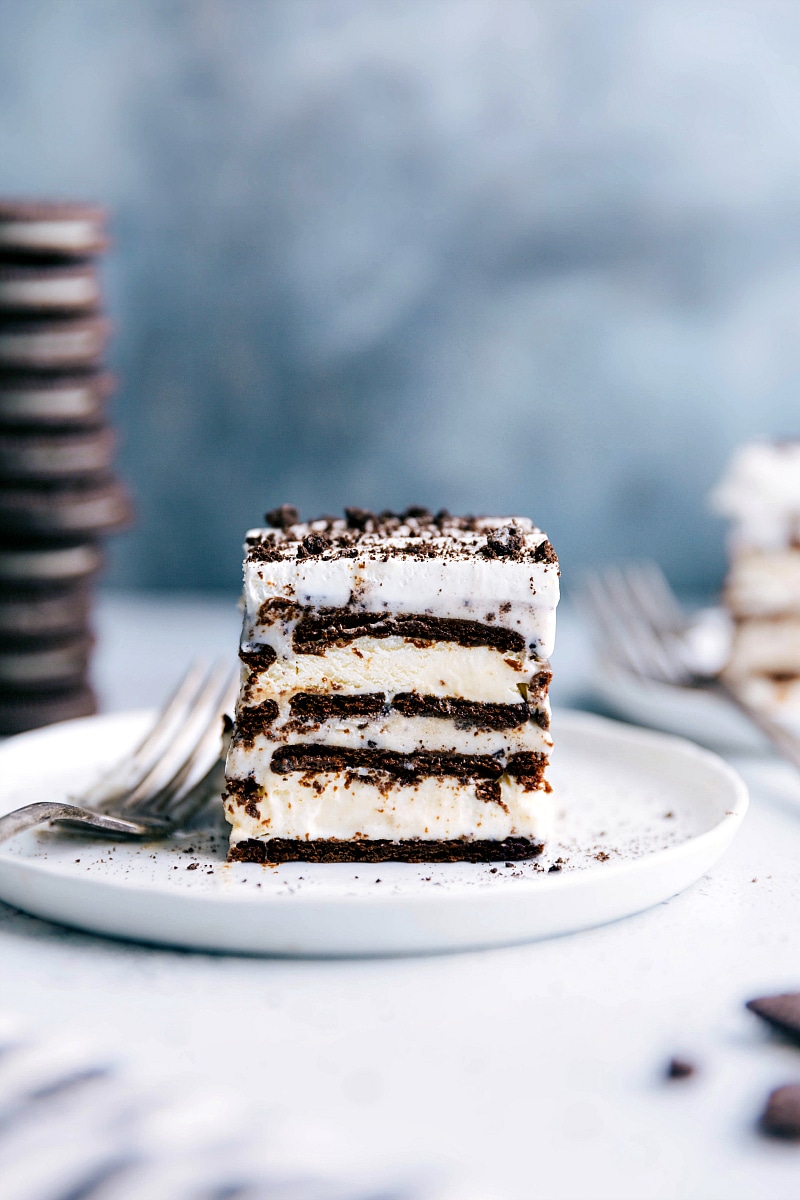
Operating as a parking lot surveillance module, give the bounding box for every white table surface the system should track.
[3,592,800,1200]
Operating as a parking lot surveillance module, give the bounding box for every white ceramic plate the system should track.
[0,709,748,957]
[591,660,770,752]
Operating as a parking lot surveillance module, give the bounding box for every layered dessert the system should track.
[224,506,559,862]
[713,441,800,720]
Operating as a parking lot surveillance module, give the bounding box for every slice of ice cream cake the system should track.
[224,506,559,863]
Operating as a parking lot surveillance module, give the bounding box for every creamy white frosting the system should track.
[712,441,800,551]
[225,773,552,843]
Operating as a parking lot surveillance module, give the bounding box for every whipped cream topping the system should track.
[712,441,800,551]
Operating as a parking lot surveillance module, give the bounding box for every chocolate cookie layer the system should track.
[0,683,96,735]
[0,265,101,315]
[0,316,111,370]
[0,201,108,259]
[228,836,545,864]
[0,584,92,639]
[292,610,526,655]
[0,540,103,586]
[0,427,115,482]
[0,632,93,690]
[0,477,132,537]
[268,744,546,782]
[0,372,114,427]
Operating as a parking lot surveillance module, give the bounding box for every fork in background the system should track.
[582,562,800,773]
[0,661,238,846]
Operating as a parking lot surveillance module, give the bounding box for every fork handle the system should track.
[0,802,147,845]
[711,680,800,773]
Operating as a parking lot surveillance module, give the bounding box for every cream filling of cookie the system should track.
[0,220,101,251]
[225,773,553,844]
[0,276,98,308]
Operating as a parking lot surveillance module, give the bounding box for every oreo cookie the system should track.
[0,477,132,537]
[0,426,116,482]
[0,539,103,587]
[0,371,114,427]
[0,684,96,735]
[0,584,92,640]
[0,201,108,260]
[0,316,111,370]
[0,631,93,690]
[0,264,101,315]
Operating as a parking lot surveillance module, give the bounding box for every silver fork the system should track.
[582,561,800,771]
[0,662,238,846]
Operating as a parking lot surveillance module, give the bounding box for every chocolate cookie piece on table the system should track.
[0,539,103,587]
[0,426,116,482]
[0,201,108,260]
[0,372,114,427]
[0,683,96,735]
[0,477,132,538]
[0,316,110,371]
[0,264,101,315]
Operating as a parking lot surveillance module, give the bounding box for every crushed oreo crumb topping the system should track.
[265,504,299,530]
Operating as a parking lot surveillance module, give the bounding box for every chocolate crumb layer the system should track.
[228,836,545,864]
[269,743,546,783]
[392,693,535,730]
[234,700,279,741]
[238,644,277,671]
[245,508,559,568]
[289,692,386,721]
[293,610,525,655]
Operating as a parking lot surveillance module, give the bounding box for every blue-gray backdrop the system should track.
[2,0,799,594]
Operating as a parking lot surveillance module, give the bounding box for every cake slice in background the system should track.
[224,507,559,863]
[712,441,800,721]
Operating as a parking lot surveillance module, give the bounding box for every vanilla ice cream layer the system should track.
[243,544,558,660]
[725,617,800,677]
[243,638,541,705]
[724,549,800,618]
[228,708,551,766]
[225,774,553,844]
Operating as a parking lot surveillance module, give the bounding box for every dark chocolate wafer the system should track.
[0,631,93,690]
[0,477,132,537]
[0,684,96,735]
[0,584,92,640]
[0,201,108,259]
[0,371,114,427]
[0,426,115,482]
[0,316,111,370]
[0,539,103,586]
[0,264,101,315]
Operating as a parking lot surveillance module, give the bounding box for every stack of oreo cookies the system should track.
[0,201,132,734]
